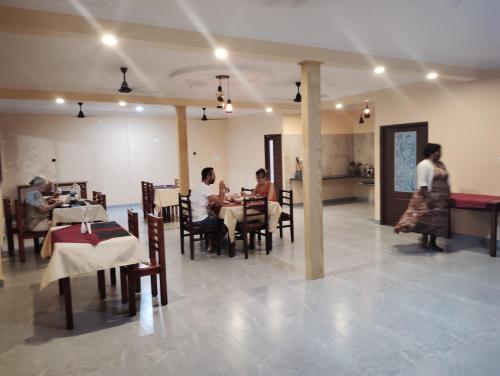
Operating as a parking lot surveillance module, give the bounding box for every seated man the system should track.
[190,167,227,249]
[24,176,63,232]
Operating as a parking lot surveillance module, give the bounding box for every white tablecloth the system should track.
[40,224,148,290]
[218,201,281,242]
[154,188,180,212]
[52,205,108,225]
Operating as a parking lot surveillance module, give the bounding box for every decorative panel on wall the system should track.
[394,131,417,192]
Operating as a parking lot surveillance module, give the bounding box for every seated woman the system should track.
[252,168,277,201]
[24,176,63,232]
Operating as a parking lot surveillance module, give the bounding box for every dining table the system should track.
[52,202,108,225]
[40,221,148,329]
[215,200,282,244]
[153,185,180,221]
[449,193,500,257]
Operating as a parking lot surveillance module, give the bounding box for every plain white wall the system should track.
[226,113,283,192]
[0,113,179,205]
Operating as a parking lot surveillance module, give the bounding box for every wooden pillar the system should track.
[176,106,190,195]
[300,61,324,280]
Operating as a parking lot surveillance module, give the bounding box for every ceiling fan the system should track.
[76,102,85,118]
[200,107,224,122]
[293,81,301,103]
[118,66,132,93]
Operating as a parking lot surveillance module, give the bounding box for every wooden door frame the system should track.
[380,122,428,225]
[264,134,283,194]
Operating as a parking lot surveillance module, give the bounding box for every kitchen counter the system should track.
[289,176,374,204]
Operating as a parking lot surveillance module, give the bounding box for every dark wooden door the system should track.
[381,122,428,226]
[264,134,283,194]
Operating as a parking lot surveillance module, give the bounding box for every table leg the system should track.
[490,204,498,257]
[97,270,106,299]
[127,264,137,316]
[58,279,64,295]
[61,277,74,329]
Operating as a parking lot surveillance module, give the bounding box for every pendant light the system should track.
[215,75,229,109]
[293,81,302,103]
[77,102,85,118]
[358,111,365,124]
[363,101,371,118]
[225,76,233,114]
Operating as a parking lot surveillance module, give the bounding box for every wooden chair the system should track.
[127,214,168,315]
[278,189,294,242]
[141,181,155,219]
[3,197,17,256]
[117,209,140,303]
[235,197,269,259]
[92,190,101,201]
[96,193,107,210]
[15,200,48,262]
[241,187,254,196]
[179,192,220,260]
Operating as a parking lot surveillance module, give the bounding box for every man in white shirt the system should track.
[190,167,227,248]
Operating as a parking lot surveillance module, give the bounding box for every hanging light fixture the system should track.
[215,75,229,109]
[225,76,233,114]
[363,101,371,118]
[293,81,302,103]
[358,111,365,124]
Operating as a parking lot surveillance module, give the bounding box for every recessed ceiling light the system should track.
[55,97,65,104]
[374,66,386,74]
[427,72,438,80]
[135,105,144,112]
[101,34,118,47]
[214,47,228,60]
[118,101,127,107]
[266,107,273,113]
[335,103,343,110]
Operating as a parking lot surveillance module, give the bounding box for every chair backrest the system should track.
[147,214,165,266]
[14,200,26,235]
[3,197,13,230]
[97,193,107,210]
[141,181,154,214]
[127,209,139,238]
[242,197,268,229]
[92,191,101,201]
[241,187,253,195]
[178,191,193,226]
[279,189,293,216]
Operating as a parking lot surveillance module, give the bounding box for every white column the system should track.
[299,61,324,280]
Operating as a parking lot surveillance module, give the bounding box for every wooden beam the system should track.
[300,61,324,280]
[0,5,479,81]
[176,106,190,195]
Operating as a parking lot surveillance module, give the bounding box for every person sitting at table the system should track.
[190,167,227,248]
[252,168,277,201]
[24,175,63,232]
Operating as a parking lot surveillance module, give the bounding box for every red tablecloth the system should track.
[451,193,500,209]
[51,222,131,247]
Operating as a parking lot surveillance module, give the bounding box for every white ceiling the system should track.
[1,0,499,68]
[0,0,498,115]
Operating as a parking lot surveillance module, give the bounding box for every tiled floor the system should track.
[1,202,500,375]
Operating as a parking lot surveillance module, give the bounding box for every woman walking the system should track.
[395,143,450,251]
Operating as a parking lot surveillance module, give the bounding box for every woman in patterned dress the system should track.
[395,143,450,251]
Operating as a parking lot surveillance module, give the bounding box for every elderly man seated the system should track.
[24,175,63,232]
